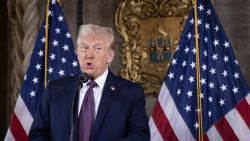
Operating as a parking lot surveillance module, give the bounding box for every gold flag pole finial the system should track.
[212,0,215,6]
[193,0,203,141]
[56,0,61,6]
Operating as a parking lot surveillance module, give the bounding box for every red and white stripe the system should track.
[5,96,33,141]
[149,83,250,141]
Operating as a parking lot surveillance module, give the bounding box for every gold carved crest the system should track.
[115,0,192,96]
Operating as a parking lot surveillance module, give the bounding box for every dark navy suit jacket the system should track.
[29,71,150,141]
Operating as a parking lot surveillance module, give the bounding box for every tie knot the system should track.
[87,80,97,88]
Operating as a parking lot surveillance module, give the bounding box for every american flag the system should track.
[5,0,81,140]
[149,0,250,140]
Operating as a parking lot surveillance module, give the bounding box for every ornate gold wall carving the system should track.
[115,0,192,96]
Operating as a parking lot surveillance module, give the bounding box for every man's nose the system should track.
[85,48,94,59]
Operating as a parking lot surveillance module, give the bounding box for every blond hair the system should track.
[77,24,114,49]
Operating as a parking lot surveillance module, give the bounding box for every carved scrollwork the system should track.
[115,0,192,96]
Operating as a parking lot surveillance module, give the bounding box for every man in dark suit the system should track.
[29,24,150,141]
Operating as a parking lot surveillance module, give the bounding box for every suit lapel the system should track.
[64,76,80,124]
[63,76,81,141]
[91,71,118,138]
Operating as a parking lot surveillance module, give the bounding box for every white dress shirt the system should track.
[78,69,108,118]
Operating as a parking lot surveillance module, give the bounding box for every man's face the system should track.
[77,34,114,79]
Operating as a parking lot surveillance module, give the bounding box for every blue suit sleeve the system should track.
[29,84,51,141]
[117,86,150,141]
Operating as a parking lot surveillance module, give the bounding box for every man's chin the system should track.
[82,68,93,73]
[83,71,95,79]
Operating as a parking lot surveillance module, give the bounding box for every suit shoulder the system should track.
[48,75,78,86]
[114,75,137,85]
[113,75,143,90]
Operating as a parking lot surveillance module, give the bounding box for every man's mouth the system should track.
[85,63,93,69]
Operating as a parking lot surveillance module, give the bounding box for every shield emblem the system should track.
[147,35,172,63]
[115,0,192,96]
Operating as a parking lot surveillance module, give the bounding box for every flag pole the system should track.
[193,0,203,141]
[44,0,50,88]
[57,0,61,5]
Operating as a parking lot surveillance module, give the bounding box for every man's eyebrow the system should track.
[79,43,87,45]
[94,43,102,46]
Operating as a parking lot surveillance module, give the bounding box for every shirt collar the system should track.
[81,68,108,89]
[94,68,108,89]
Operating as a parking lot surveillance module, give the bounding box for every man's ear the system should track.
[107,49,115,64]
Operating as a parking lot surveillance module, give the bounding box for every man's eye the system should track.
[82,46,89,50]
[96,47,102,50]
[94,46,103,52]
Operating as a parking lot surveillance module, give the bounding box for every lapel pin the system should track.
[111,86,115,91]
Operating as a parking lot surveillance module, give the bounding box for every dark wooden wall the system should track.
[0,0,8,139]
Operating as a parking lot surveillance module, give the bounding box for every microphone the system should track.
[79,72,89,88]
[70,72,89,141]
